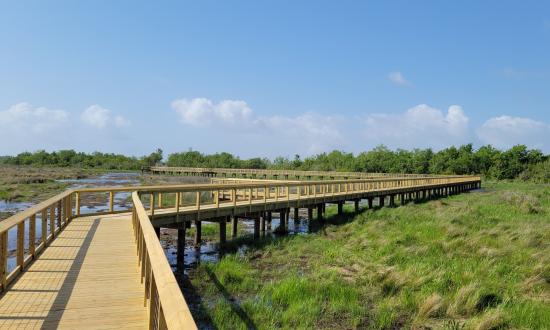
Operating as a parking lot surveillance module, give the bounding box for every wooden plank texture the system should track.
[0,214,148,329]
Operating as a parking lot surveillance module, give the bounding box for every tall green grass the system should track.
[186,181,550,329]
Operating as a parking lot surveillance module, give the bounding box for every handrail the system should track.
[135,175,481,194]
[0,189,75,291]
[149,166,456,178]
[132,192,196,330]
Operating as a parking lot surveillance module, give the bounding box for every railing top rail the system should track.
[0,189,74,234]
[132,192,196,329]
[1,175,481,234]
[105,175,482,194]
[149,166,456,177]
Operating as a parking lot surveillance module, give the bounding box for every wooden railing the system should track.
[138,175,482,218]
[0,190,74,292]
[149,166,449,179]
[132,192,196,330]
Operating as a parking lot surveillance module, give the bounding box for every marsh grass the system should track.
[185,181,550,329]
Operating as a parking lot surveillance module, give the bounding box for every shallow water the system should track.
[2,172,141,272]
[160,212,313,276]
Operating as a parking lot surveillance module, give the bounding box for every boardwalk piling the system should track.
[231,215,238,238]
[177,224,186,271]
[219,218,227,246]
[194,220,201,246]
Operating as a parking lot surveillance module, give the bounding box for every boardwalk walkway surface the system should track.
[0,214,147,329]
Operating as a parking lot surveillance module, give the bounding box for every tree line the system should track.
[0,149,163,170]
[1,144,548,181]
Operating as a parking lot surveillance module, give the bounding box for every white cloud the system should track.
[0,102,71,154]
[0,102,68,133]
[477,116,550,150]
[388,71,409,85]
[171,98,346,155]
[363,104,470,149]
[81,105,129,129]
[171,98,252,126]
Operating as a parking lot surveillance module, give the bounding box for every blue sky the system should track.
[1,1,549,157]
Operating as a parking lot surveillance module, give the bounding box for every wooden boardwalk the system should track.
[0,169,480,329]
[0,214,148,329]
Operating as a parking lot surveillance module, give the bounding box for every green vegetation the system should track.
[167,144,547,181]
[519,159,550,184]
[0,148,163,170]
[186,182,550,329]
[2,144,548,181]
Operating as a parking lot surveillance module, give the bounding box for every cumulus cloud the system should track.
[477,116,550,150]
[171,98,252,126]
[0,102,71,154]
[363,104,470,149]
[0,102,68,133]
[171,98,346,154]
[388,71,409,85]
[81,105,130,129]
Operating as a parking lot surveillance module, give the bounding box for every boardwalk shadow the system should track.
[41,218,100,329]
[204,268,257,330]
[178,274,219,330]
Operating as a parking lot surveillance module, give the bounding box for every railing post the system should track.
[29,215,36,258]
[41,209,47,245]
[17,221,24,270]
[75,192,81,216]
[150,193,155,220]
[196,191,201,210]
[50,206,55,237]
[0,231,7,291]
[109,191,114,213]
[57,200,62,229]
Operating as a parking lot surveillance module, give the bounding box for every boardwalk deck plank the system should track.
[0,214,148,329]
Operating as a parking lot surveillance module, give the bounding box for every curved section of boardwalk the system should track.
[0,214,147,329]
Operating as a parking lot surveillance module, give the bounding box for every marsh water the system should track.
[1,172,142,272]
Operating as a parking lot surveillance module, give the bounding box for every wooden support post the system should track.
[260,214,266,233]
[231,216,238,238]
[254,217,260,239]
[219,218,227,246]
[337,202,343,215]
[0,232,6,291]
[177,225,186,268]
[379,196,385,207]
[194,220,201,246]
[294,207,299,221]
[29,215,36,257]
[308,208,313,221]
[279,211,286,233]
[354,199,359,212]
[109,191,114,213]
[389,195,395,206]
[17,222,24,269]
[400,194,405,205]
[57,201,62,229]
[317,204,324,223]
[41,210,47,245]
[50,206,55,237]
[368,197,373,209]
[75,192,80,216]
